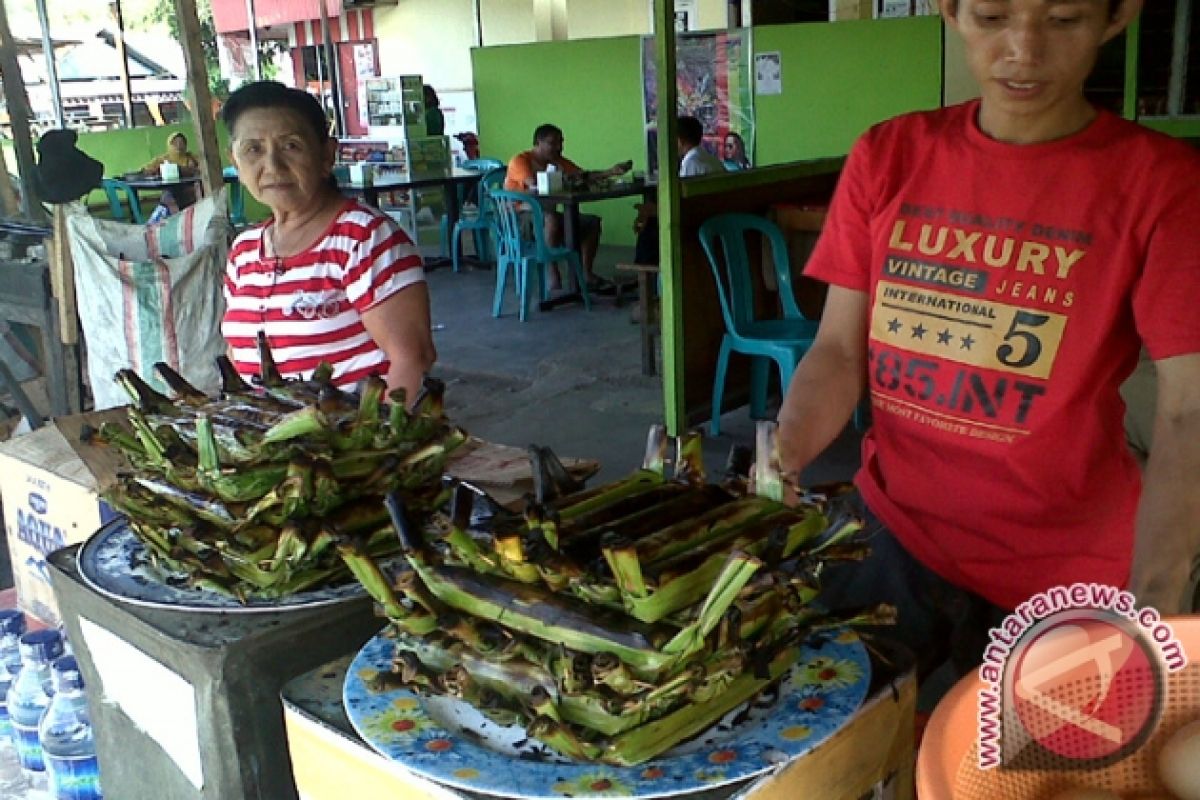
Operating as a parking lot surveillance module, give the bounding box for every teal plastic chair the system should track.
[440,158,505,264]
[101,178,145,223]
[224,166,247,226]
[697,213,819,435]
[490,189,591,321]
[450,167,506,272]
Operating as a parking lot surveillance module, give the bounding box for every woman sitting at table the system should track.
[142,132,201,206]
[219,81,436,402]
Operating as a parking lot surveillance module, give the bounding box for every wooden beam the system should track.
[0,139,19,215]
[654,0,683,435]
[173,0,223,195]
[110,0,135,128]
[49,205,77,346]
[0,0,46,221]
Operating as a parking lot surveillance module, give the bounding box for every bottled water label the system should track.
[46,752,102,800]
[12,720,44,771]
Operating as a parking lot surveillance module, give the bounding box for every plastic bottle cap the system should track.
[50,656,83,694]
[18,630,64,663]
[0,611,25,638]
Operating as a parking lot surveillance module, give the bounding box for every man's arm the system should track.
[360,283,438,407]
[1130,352,1200,612]
[777,286,869,480]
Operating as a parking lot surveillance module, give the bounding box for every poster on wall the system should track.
[641,30,754,175]
[754,52,781,95]
[353,43,377,130]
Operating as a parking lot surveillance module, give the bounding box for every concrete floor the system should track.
[429,245,863,486]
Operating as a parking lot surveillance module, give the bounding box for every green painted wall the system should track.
[753,17,944,162]
[473,36,646,245]
[472,18,943,247]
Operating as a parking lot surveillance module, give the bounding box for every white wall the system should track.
[942,20,979,105]
[481,0,538,45]
[568,0,649,39]
[374,0,477,90]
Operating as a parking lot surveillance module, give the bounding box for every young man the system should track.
[505,124,632,290]
[777,0,1200,676]
[677,116,726,177]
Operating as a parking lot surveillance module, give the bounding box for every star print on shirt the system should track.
[937,328,952,345]
[887,318,902,334]
[961,333,976,350]
[911,323,927,340]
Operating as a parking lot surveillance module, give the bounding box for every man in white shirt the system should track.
[677,116,726,178]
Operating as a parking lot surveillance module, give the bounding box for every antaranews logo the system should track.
[977,583,1187,770]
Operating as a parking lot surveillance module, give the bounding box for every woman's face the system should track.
[723,136,741,159]
[230,107,336,214]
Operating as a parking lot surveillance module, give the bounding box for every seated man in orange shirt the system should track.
[505,123,632,291]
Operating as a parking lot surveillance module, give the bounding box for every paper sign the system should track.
[755,52,782,95]
[80,618,205,789]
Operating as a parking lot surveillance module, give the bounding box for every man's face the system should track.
[533,132,564,161]
[942,0,1138,142]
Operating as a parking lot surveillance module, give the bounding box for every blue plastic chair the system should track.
[101,178,145,223]
[224,167,247,226]
[489,189,591,321]
[450,167,506,272]
[697,213,819,436]
[439,158,505,263]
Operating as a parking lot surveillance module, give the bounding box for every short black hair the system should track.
[221,81,329,142]
[677,116,704,147]
[533,124,563,146]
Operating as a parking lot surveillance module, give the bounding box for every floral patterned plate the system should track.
[343,628,870,799]
[77,517,376,614]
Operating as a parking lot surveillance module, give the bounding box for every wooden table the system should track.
[535,179,656,310]
[120,174,203,196]
[338,168,489,269]
[616,261,660,376]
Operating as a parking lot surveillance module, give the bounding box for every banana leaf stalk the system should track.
[672,431,706,485]
[255,331,286,388]
[336,542,437,634]
[215,355,253,397]
[153,362,207,404]
[597,644,800,766]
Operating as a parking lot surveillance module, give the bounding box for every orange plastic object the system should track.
[916,615,1200,800]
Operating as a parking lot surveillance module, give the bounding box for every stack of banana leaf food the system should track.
[95,332,466,601]
[346,424,894,767]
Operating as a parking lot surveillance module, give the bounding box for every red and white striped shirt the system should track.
[222,198,425,387]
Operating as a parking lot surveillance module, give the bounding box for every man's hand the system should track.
[609,160,634,176]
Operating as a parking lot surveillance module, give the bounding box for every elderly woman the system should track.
[220,81,436,402]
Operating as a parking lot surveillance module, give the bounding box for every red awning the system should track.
[211,0,342,34]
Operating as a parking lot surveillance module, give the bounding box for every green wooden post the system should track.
[654,0,684,435]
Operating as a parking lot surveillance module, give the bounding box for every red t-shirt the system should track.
[222,198,425,387]
[805,100,1200,609]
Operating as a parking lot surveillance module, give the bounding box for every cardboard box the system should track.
[829,0,873,20]
[0,409,127,624]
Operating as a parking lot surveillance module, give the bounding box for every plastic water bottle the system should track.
[0,611,28,745]
[9,629,64,795]
[0,610,29,794]
[40,657,102,799]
